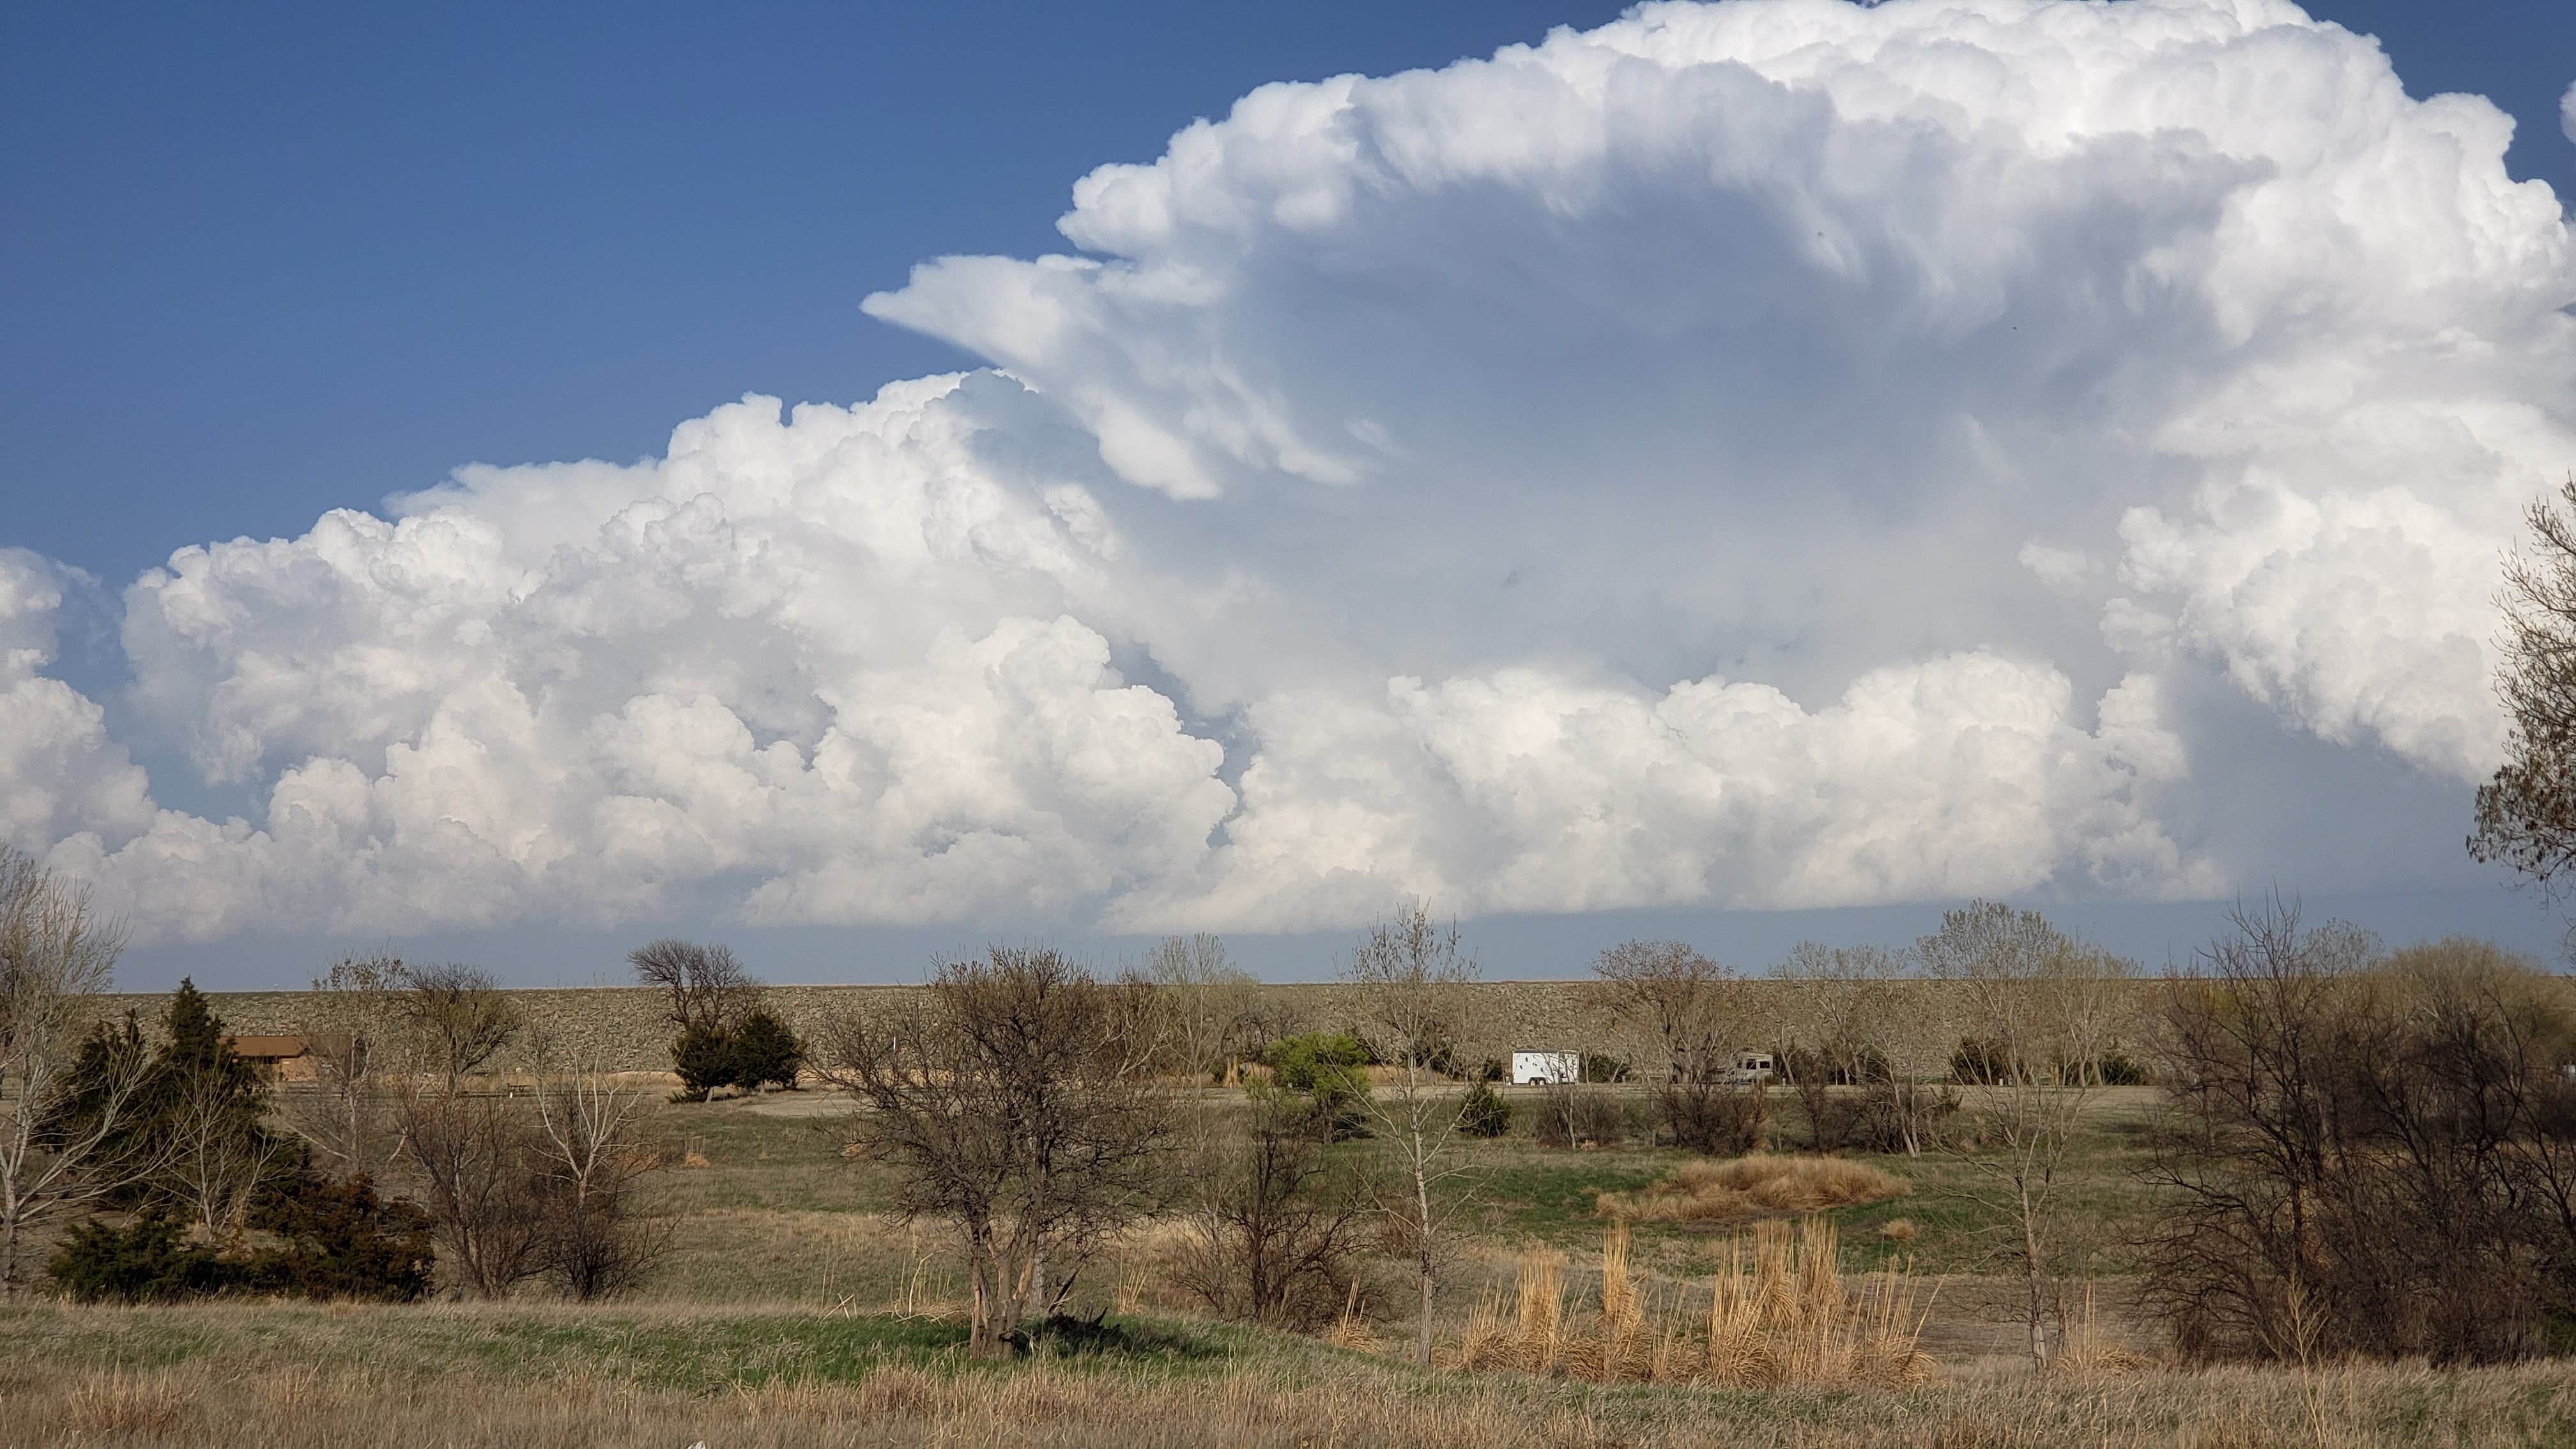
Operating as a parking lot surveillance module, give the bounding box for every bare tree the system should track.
[395,962,520,1090]
[0,847,158,1296]
[818,947,1169,1358]
[1772,942,1864,1152]
[1592,939,1768,1153]
[627,938,762,1036]
[1144,933,1259,1086]
[527,1046,668,1300]
[163,1064,276,1241]
[279,951,409,1180]
[1779,941,1952,1156]
[1919,899,2131,1368]
[2473,475,2576,898]
[392,1082,544,1298]
[1342,900,1480,1368]
[2144,910,2576,1364]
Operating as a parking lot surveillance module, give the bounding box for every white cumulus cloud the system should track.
[6,0,2571,942]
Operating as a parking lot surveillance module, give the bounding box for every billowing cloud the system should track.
[6,0,2571,942]
[0,551,155,853]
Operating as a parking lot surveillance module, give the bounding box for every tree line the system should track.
[8,840,2574,1372]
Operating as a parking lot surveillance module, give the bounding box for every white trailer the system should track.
[1512,1049,1581,1085]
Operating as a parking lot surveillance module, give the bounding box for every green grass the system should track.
[0,1300,1268,1395]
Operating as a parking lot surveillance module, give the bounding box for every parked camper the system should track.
[1731,1050,1776,1084]
[1512,1050,1580,1086]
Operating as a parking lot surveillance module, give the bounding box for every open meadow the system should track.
[11,1075,2576,1448]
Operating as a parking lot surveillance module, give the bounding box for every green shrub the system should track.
[728,1009,806,1090]
[1457,1079,1512,1138]
[1262,1032,1374,1138]
[48,1212,230,1303]
[670,1022,739,1101]
[246,1172,436,1302]
[51,1173,439,1305]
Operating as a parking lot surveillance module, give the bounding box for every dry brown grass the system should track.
[1457,1218,1929,1390]
[1595,1154,1909,1224]
[10,1330,2576,1448]
[58,1369,189,1436]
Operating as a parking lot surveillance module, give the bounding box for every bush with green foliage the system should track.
[47,1212,229,1303]
[670,1010,809,1100]
[50,1173,437,1305]
[1456,1079,1511,1138]
[245,1173,436,1302]
[1262,1032,1374,1139]
[728,1009,806,1090]
[670,1022,738,1101]
[47,979,295,1220]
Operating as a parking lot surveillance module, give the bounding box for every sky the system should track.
[6,0,2576,989]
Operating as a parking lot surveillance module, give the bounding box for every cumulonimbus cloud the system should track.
[6,0,2570,942]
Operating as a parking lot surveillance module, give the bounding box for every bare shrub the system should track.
[2474,473,2576,893]
[1531,1083,1630,1149]
[1772,942,1940,1154]
[528,1056,669,1300]
[1144,934,1259,1085]
[279,951,408,1181]
[1172,1091,1374,1328]
[1596,1156,1910,1225]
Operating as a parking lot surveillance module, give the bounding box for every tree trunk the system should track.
[1413,1135,1435,1368]
[968,1248,1006,1359]
[2020,1179,2047,1368]
[0,1209,19,1299]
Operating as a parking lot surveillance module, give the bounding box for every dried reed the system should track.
[1464,1216,1932,1390]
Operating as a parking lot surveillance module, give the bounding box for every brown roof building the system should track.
[226,1034,349,1082]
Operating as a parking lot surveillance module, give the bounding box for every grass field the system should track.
[8,1080,2568,1446]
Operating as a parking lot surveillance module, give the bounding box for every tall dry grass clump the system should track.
[1596,1154,1908,1224]
[1457,1216,1930,1388]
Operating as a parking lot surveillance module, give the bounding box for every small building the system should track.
[1511,1049,1581,1085]
[227,1034,347,1084]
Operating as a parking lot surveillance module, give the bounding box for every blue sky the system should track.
[6,2,2576,988]
[6,1,2568,586]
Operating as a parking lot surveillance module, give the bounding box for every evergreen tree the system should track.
[47,979,291,1220]
[728,1009,806,1091]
